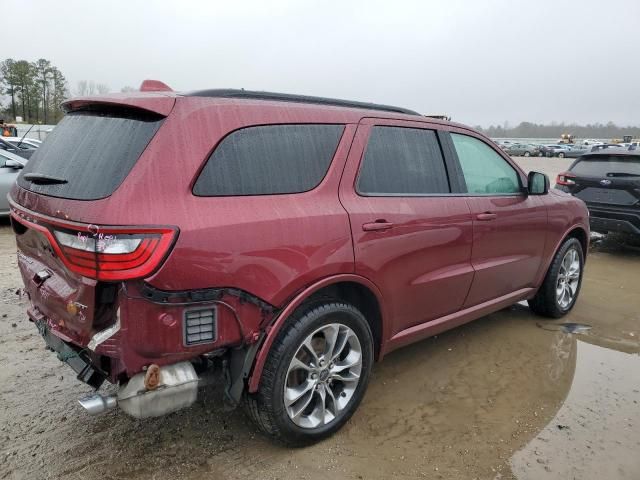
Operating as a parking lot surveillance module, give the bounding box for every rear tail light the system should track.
[10,206,177,281]
[556,172,576,186]
[51,227,176,281]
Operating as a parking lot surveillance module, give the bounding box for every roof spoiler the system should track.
[62,95,176,117]
[140,79,173,92]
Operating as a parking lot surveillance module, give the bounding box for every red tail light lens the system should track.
[556,172,576,186]
[51,227,176,281]
[10,205,177,281]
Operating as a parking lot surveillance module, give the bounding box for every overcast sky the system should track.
[6,0,639,126]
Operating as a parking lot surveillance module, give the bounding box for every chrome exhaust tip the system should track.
[78,393,117,415]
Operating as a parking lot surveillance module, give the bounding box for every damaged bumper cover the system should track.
[36,319,107,389]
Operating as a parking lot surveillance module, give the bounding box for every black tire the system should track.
[528,237,584,318]
[524,151,531,157]
[538,152,544,157]
[558,152,565,158]
[244,301,374,445]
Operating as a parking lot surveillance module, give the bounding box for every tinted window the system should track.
[572,156,640,177]
[18,110,163,200]
[356,126,450,195]
[193,124,344,196]
[451,133,521,194]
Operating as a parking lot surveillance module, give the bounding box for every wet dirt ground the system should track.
[1,157,639,480]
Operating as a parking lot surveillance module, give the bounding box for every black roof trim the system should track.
[184,89,421,116]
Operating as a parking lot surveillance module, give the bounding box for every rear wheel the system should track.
[528,237,584,318]
[558,152,565,158]
[524,151,531,157]
[244,301,374,445]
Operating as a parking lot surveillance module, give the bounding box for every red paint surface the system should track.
[10,93,589,386]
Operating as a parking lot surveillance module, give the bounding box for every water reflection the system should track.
[510,340,640,479]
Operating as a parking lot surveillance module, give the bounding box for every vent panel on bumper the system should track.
[183,308,217,345]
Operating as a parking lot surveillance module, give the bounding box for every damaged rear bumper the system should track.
[36,319,107,389]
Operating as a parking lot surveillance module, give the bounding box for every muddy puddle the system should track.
[0,223,639,480]
[511,340,640,479]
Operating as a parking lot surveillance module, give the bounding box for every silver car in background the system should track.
[0,149,26,216]
[505,143,540,157]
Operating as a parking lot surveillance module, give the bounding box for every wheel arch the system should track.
[247,274,387,393]
[566,226,588,261]
[535,224,589,289]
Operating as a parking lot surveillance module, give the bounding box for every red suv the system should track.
[9,82,589,445]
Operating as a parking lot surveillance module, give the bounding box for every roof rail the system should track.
[425,114,451,121]
[184,89,421,116]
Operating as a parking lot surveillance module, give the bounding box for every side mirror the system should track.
[5,159,24,169]
[527,171,549,195]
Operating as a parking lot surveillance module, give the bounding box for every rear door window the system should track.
[356,126,450,195]
[17,110,163,200]
[193,124,344,196]
[451,133,521,195]
[572,156,640,177]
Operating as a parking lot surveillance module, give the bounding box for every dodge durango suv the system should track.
[9,81,589,444]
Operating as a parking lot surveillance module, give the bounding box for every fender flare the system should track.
[246,273,386,393]
[535,223,589,287]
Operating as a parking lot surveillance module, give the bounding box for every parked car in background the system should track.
[545,144,572,158]
[590,143,626,152]
[563,144,592,158]
[505,143,540,157]
[4,137,41,150]
[9,84,589,444]
[538,145,555,157]
[556,150,640,236]
[0,137,34,160]
[0,149,26,216]
[493,140,510,151]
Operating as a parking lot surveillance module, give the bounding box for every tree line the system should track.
[476,121,640,139]
[0,58,69,125]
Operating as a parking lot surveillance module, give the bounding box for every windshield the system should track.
[17,109,163,200]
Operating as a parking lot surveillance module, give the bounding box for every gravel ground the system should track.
[1,156,639,480]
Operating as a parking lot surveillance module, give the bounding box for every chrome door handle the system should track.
[476,213,497,221]
[362,221,394,232]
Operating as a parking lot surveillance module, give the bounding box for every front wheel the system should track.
[244,301,374,445]
[528,237,584,318]
[524,151,531,157]
[558,152,565,158]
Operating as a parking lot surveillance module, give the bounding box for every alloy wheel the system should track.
[556,248,580,309]
[284,323,362,429]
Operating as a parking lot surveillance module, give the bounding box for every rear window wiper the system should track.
[23,173,69,185]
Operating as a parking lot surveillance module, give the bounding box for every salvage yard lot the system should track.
[1,156,639,480]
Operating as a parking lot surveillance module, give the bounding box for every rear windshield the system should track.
[572,155,640,177]
[17,110,163,200]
